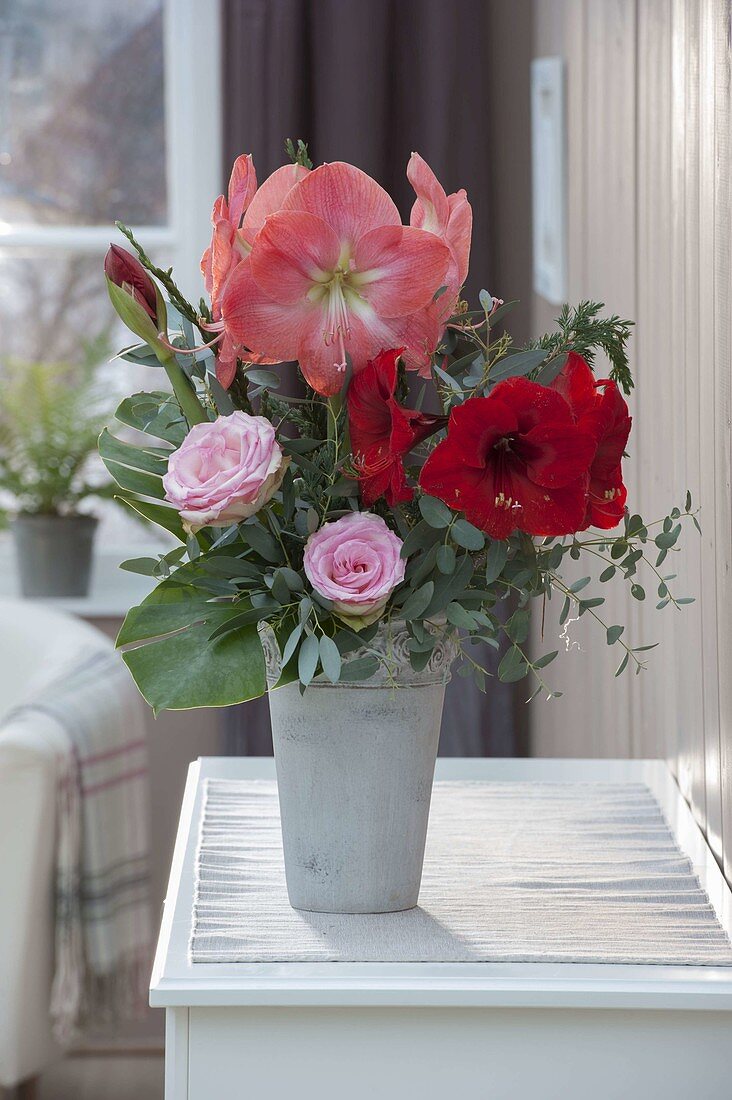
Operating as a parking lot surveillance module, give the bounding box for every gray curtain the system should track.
[220,0,529,757]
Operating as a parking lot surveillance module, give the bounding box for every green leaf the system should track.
[484,539,508,584]
[489,349,547,383]
[655,523,682,550]
[122,621,266,714]
[615,652,630,677]
[505,608,530,644]
[631,583,646,601]
[99,428,171,475]
[241,523,282,562]
[569,576,591,593]
[340,655,380,681]
[400,581,435,620]
[534,353,568,387]
[245,369,281,387]
[270,570,291,604]
[116,494,187,541]
[400,519,441,558]
[451,518,485,551]
[533,650,558,669]
[298,634,320,686]
[483,298,519,326]
[436,543,456,574]
[606,625,624,645]
[446,602,479,629]
[280,624,303,667]
[600,565,616,582]
[119,557,159,577]
[103,458,166,499]
[319,635,342,683]
[419,495,453,528]
[330,476,360,497]
[498,645,528,683]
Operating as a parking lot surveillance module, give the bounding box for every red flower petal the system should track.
[419,378,596,538]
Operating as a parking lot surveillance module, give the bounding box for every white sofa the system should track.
[0,599,114,1090]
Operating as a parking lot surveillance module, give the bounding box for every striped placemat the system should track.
[190,780,732,966]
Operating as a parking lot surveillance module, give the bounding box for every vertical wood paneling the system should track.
[679,0,708,830]
[713,0,732,881]
[698,0,724,863]
[532,0,732,879]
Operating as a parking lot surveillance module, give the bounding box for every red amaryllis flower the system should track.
[550,352,632,529]
[418,376,596,538]
[348,348,445,506]
[104,244,157,322]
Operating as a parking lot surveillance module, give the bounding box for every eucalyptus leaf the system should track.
[451,518,485,551]
[419,494,454,528]
[319,635,342,683]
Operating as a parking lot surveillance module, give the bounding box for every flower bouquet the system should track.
[104,141,695,913]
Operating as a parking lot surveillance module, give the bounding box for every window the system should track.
[0,0,221,548]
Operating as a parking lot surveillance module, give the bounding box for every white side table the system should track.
[151,758,732,1100]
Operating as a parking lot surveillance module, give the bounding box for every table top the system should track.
[150,757,732,1011]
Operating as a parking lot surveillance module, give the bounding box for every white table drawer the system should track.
[184,1005,732,1100]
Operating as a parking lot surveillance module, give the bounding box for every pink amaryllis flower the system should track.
[220,161,453,396]
[200,156,309,387]
[400,153,473,376]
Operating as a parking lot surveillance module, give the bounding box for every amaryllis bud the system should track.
[104,244,157,321]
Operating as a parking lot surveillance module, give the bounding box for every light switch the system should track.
[531,57,567,305]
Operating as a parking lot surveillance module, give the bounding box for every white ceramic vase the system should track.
[262,620,458,914]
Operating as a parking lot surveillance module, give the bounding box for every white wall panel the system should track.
[532,0,732,878]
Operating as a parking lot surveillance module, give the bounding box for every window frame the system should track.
[0,0,222,303]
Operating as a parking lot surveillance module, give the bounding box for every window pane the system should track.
[0,0,166,227]
[0,249,172,550]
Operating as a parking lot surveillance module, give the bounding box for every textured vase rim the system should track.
[260,617,459,691]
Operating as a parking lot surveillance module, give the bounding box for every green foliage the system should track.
[532,300,635,394]
[0,348,115,520]
[285,137,314,170]
[104,215,694,710]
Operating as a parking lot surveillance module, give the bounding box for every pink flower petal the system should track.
[407,152,450,234]
[222,259,316,364]
[393,302,448,377]
[241,163,310,244]
[282,162,401,248]
[227,153,257,227]
[352,224,451,318]
[446,189,472,287]
[250,209,341,304]
[297,300,399,395]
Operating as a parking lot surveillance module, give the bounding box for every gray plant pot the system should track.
[11,513,98,598]
[261,620,459,914]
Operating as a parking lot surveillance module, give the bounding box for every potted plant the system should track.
[0,350,114,598]
[103,142,696,914]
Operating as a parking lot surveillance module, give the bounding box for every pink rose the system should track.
[303,512,405,628]
[163,411,287,531]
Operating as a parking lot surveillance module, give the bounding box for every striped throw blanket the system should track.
[8,648,152,1043]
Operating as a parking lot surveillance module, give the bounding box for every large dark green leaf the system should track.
[99,427,171,475]
[117,585,240,646]
[123,621,266,715]
[103,458,166,499]
[116,493,187,541]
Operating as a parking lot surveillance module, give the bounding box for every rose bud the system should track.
[104,244,158,322]
[303,512,406,630]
